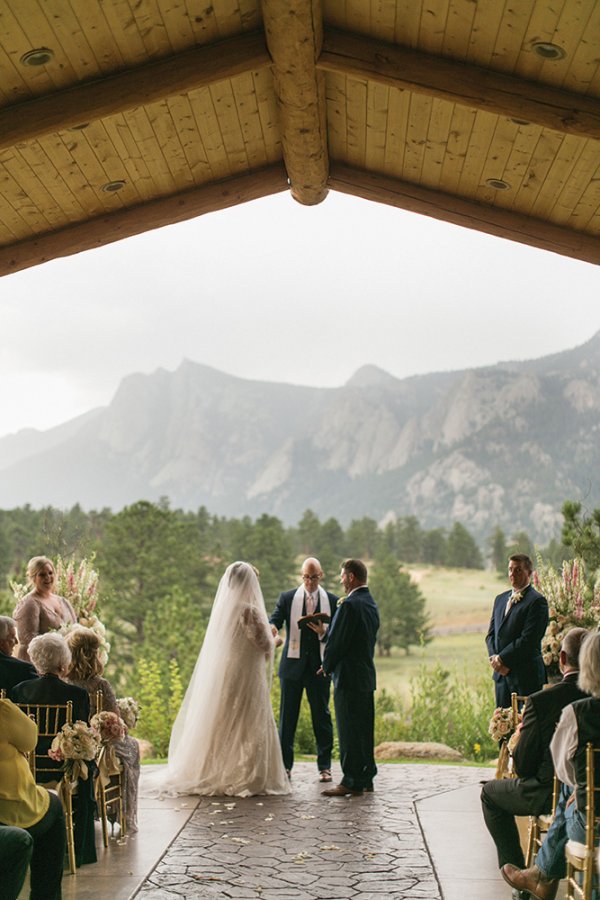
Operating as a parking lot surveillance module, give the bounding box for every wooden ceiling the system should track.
[1,0,600,276]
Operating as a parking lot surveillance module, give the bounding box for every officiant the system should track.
[270,557,338,782]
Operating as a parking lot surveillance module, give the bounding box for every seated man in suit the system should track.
[481,627,588,883]
[0,616,37,693]
[502,630,600,900]
[486,553,549,707]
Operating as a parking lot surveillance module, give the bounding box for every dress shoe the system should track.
[321,783,363,797]
[319,769,332,783]
[511,889,531,900]
[501,864,559,900]
[364,783,374,792]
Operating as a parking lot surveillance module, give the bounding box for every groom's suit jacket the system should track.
[270,588,338,681]
[485,583,548,700]
[323,586,379,692]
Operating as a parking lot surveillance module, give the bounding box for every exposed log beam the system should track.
[329,162,600,266]
[319,29,600,141]
[0,165,289,277]
[0,32,271,154]
[262,0,328,205]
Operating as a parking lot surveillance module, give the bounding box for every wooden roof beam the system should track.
[319,29,600,141]
[329,162,600,266]
[262,0,329,205]
[0,164,288,278]
[0,32,271,153]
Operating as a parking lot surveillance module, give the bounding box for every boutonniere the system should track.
[511,590,523,603]
[336,596,346,607]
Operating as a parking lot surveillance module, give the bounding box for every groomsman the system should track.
[486,553,548,707]
[270,558,338,781]
[321,559,379,797]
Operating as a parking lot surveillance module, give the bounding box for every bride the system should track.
[143,561,290,797]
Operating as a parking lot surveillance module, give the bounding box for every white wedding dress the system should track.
[142,562,290,797]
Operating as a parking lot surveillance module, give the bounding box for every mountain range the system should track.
[2,333,600,544]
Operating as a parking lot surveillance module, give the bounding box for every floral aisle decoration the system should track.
[10,555,111,665]
[116,697,140,731]
[48,720,100,785]
[488,705,519,779]
[533,556,600,679]
[90,711,126,786]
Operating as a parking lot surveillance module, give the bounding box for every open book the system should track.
[297,612,331,629]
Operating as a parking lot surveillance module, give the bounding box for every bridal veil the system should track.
[142,561,290,797]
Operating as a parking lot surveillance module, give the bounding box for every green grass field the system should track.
[375,565,504,701]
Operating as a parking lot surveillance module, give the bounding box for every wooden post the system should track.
[261,0,329,205]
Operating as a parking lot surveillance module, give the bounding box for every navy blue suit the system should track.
[485,583,548,707]
[0,651,37,694]
[323,585,379,791]
[270,588,338,773]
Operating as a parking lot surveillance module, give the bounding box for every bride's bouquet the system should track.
[48,720,100,783]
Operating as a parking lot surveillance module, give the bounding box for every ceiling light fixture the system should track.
[485,178,511,191]
[20,47,54,66]
[532,42,566,60]
[68,123,90,131]
[101,180,126,193]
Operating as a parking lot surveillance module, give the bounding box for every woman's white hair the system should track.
[578,631,600,699]
[0,616,15,641]
[28,632,71,675]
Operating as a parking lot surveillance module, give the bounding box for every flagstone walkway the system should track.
[134,762,508,900]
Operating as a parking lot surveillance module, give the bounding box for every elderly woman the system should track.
[66,627,140,833]
[13,556,76,662]
[502,629,600,900]
[11,632,96,868]
[0,698,66,899]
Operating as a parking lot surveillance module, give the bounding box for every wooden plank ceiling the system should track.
[1,0,600,276]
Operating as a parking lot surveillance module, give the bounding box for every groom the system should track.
[270,557,338,781]
[321,558,379,797]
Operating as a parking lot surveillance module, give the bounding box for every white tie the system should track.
[305,593,315,615]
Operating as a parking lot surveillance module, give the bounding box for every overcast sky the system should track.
[1,189,600,440]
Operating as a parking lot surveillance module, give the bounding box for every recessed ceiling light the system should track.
[532,41,566,60]
[68,123,90,132]
[101,180,126,193]
[485,178,511,191]
[510,118,530,126]
[20,47,54,67]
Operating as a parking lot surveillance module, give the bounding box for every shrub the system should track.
[136,657,183,757]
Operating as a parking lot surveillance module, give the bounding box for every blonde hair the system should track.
[26,556,55,587]
[66,628,103,681]
[578,631,600,699]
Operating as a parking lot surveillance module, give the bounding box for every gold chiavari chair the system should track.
[496,693,528,779]
[94,690,126,847]
[564,743,600,900]
[16,700,77,874]
[525,774,560,867]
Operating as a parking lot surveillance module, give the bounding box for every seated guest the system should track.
[11,632,97,867]
[0,616,37,693]
[66,627,140,833]
[502,630,600,900]
[0,825,33,900]
[0,698,66,900]
[481,627,588,873]
[13,556,76,663]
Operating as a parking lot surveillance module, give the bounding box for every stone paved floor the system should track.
[136,762,493,900]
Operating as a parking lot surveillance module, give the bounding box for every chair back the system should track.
[16,700,73,780]
[565,742,600,900]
